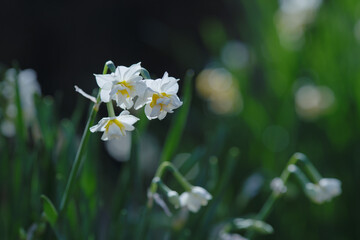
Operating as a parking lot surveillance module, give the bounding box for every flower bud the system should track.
[167,190,180,209]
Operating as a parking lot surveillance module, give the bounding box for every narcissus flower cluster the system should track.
[90,62,182,141]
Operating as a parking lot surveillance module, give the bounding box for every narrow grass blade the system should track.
[41,195,58,227]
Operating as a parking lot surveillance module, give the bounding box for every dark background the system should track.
[0,0,242,115]
[1,0,359,239]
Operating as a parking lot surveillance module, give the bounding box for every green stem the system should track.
[59,63,108,214]
[139,162,190,240]
[150,161,192,195]
[295,153,322,183]
[246,153,304,239]
[106,101,116,117]
[13,66,27,142]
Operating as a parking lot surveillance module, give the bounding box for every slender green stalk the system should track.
[13,66,27,142]
[246,153,305,239]
[106,101,116,117]
[59,63,108,214]
[295,153,322,183]
[139,161,192,240]
[150,161,192,196]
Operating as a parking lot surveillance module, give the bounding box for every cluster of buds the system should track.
[149,162,212,214]
[89,62,182,141]
[269,153,341,205]
[286,154,342,204]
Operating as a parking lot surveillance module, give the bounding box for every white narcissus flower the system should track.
[167,190,181,209]
[90,111,139,141]
[135,72,183,120]
[305,183,326,204]
[94,62,146,109]
[318,178,342,199]
[305,178,341,204]
[179,186,212,213]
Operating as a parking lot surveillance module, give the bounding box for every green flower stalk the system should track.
[59,62,110,214]
[149,161,212,213]
[246,153,341,239]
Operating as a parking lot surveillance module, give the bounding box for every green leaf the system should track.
[160,70,194,163]
[41,195,58,227]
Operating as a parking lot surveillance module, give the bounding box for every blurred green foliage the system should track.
[1,1,360,239]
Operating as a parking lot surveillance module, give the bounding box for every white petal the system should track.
[164,81,179,94]
[90,118,108,132]
[100,88,111,102]
[108,123,124,137]
[119,114,139,125]
[158,111,167,120]
[192,186,212,200]
[162,72,169,80]
[156,98,164,104]
[124,63,142,80]
[187,199,202,212]
[90,123,101,133]
[102,81,113,90]
[150,104,161,118]
[179,192,189,207]
[134,80,147,96]
[94,74,114,88]
[110,85,125,96]
[115,66,127,80]
[145,79,162,92]
[101,131,109,141]
[170,95,183,108]
[120,110,130,116]
[123,123,135,131]
[134,87,154,110]
[134,97,146,110]
[145,104,154,120]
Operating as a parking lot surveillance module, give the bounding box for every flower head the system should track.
[270,177,287,195]
[318,178,342,199]
[179,186,212,213]
[90,110,139,141]
[305,178,341,204]
[94,62,146,109]
[167,190,181,209]
[135,72,182,120]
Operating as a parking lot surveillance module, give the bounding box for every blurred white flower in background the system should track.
[318,178,342,199]
[196,68,243,115]
[305,178,341,204]
[105,132,132,161]
[275,0,322,50]
[105,132,160,178]
[295,83,334,120]
[90,110,139,141]
[241,173,264,199]
[0,119,16,137]
[221,41,249,70]
[179,186,212,213]
[0,68,41,137]
[219,232,248,240]
[167,190,181,209]
[135,72,183,120]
